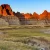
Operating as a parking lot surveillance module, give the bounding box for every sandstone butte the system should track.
[0,4,50,20]
[0,4,14,16]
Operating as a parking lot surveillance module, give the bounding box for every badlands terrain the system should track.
[0,4,50,50]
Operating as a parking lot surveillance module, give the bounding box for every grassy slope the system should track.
[0,25,50,50]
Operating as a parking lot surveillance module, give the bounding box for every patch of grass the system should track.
[0,26,50,50]
[0,40,38,50]
[2,28,50,37]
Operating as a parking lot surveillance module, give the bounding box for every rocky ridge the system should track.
[0,4,50,25]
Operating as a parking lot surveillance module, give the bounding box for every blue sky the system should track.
[0,0,50,14]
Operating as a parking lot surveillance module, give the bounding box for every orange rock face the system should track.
[48,12,50,20]
[0,4,14,16]
[19,11,50,20]
[39,10,50,20]
[23,13,32,19]
[39,10,48,20]
[32,12,39,20]
[2,8,7,16]
[0,6,2,15]
[0,4,50,20]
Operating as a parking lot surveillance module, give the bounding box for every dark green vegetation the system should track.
[0,25,50,50]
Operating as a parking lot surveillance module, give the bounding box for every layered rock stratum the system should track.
[0,4,50,26]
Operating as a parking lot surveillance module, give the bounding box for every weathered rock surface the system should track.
[0,4,50,25]
[0,18,9,25]
[1,16,20,25]
[0,4,14,16]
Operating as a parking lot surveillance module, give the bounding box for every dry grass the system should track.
[0,25,50,50]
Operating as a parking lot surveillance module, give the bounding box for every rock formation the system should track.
[0,6,2,15]
[0,18,9,25]
[48,12,50,20]
[14,12,26,25]
[32,12,39,20]
[0,4,14,16]
[23,13,32,19]
[0,4,20,25]
[0,4,50,26]
[39,10,48,20]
